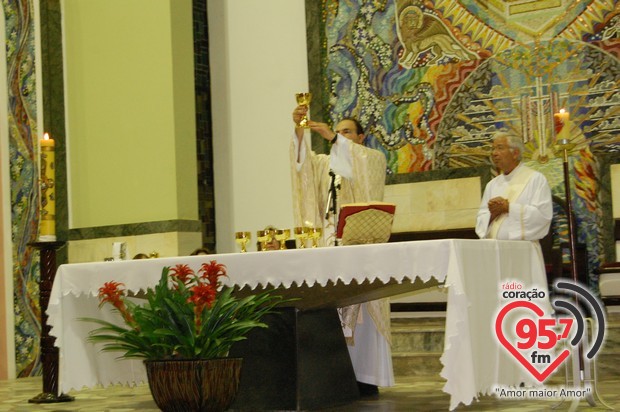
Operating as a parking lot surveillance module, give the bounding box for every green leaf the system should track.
[81,263,288,360]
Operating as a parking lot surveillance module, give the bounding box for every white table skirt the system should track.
[47,239,549,410]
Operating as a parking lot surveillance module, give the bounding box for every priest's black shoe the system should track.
[357,381,379,397]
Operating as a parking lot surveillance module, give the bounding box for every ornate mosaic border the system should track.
[3,0,42,378]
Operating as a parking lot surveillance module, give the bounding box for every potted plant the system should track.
[82,260,283,412]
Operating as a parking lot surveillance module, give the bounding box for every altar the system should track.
[48,239,548,410]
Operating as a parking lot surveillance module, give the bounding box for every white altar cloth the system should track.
[47,239,548,410]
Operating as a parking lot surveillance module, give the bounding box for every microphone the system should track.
[325,170,340,246]
[325,170,336,220]
[325,170,340,220]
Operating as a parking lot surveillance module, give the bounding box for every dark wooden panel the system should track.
[388,228,477,243]
[391,302,447,312]
[229,308,359,410]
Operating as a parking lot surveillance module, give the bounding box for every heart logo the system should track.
[495,300,570,382]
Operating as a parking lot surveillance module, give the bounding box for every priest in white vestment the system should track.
[476,132,552,241]
[475,132,555,394]
[290,105,394,394]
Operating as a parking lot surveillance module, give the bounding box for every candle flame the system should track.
[559,108,566,114]
[43,133,50,140]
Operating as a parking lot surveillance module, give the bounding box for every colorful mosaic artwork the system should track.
[3,0,41,378]
[319,0,619,287]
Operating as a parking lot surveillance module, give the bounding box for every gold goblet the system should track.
[235,231,251,253]
[274,229,290,250]
[294,226,309,248]
[256,229,273,252]
[295,92,312,128]
[308,227,322,248]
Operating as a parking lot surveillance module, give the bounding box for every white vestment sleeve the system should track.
[329,134,354,179]
[476,184,493,239]
[290,131,329,229]
[476,168,552,241]
[292,131,306,172]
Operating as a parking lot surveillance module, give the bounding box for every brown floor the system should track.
[1,374,619,411]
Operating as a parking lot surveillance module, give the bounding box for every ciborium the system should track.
[295,92,312,128]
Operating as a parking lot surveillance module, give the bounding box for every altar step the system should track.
[391,316,445,377]
[390,311,620,379]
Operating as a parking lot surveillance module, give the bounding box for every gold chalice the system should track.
[274,229,290,250]
[308,227,322,248]
[294,226,309,248]
[235,231,251,253]
[257,229,273,252]
[295,92,312,128]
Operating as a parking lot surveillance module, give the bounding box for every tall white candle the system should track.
[39,133,56,241]
[554,109,570,141]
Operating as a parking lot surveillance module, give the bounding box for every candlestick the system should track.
[553,109,570,141]
[28,241,74,404]
[40,133,56,242]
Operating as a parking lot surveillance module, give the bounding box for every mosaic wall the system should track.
[3,0,41,377]
[312,0,620,288]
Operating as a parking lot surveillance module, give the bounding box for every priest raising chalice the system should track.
[288,100,394,396]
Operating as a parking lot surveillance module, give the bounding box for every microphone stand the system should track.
[325,170,340,246]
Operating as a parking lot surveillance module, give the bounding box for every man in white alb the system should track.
[476,132,552,241]
[290,104,394,395]
[475,132,554,392]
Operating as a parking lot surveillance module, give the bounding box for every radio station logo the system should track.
[494,279,606,383]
